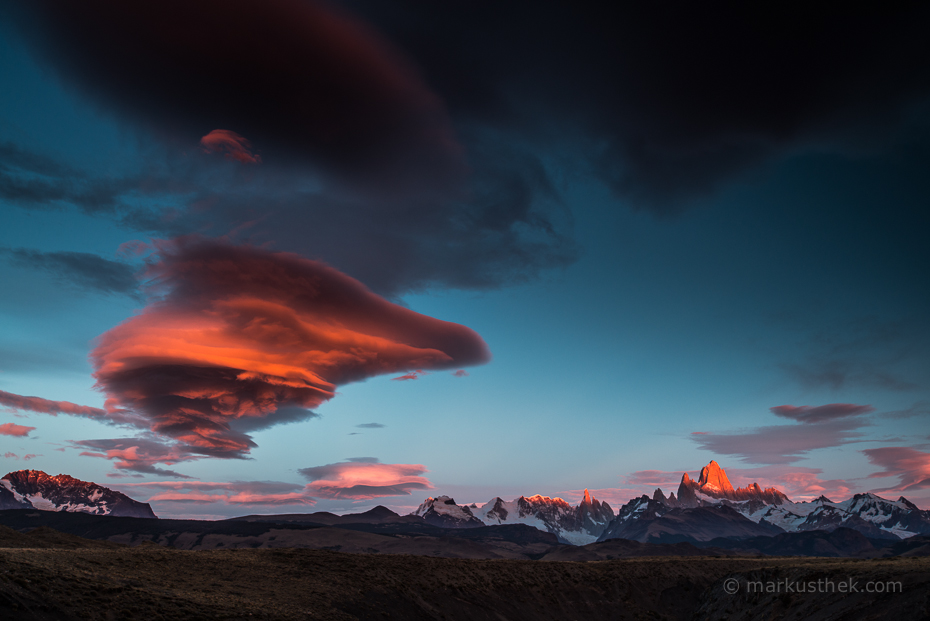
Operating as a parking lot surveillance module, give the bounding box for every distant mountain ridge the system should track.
[0,470,156,518]
[598,461,930,544]
[414,489,614,544]
[4,461,928,544]
[413,460,930,545]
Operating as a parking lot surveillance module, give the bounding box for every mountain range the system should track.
[0,470,155,518]
[412,460,930,544]
[2,461,929,546]
[414,489,614,544]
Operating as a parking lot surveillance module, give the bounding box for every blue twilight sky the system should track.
[1,3,929,518]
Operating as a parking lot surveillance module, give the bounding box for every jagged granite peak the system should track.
[653,488,667,504]
[678,461,789,505]
[697,460,734,494]
[677,475,700,508]
[0,470,156,518]
[413,492,615,544]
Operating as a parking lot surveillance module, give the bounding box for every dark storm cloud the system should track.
[344,0,930,211]
[6,0,926,297]
[1,247,138,296]
[4,0,463,194]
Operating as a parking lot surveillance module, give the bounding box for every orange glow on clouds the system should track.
[200,129,262,164]
[298,459,433,499]
[90,237,489,464]
[0,422,36,437]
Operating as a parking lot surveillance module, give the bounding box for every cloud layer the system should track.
[690,403,874,464]
[0,422,35,437]
[89,237,489,463]
[298,458,432,499]
[864,446,930,493]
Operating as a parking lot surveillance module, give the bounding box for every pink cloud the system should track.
[392,370,427,381]
[22,454,38,461]
[298,458,433,499]
[200,129,262,164]
[0,422,36,437]
[0,390,107,420]
[119,479,315,506]
[723,465,852,501]
[452,369,468,377]
[690,404,873,464]
[74,437,196,478]
[4,452,17,459]
[863,446,930,493]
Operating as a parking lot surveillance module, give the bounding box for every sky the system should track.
[1,1,929,518]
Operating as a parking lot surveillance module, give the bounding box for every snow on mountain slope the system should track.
[0,470,156,518]
[418,461,930,545]
[668,462,930,540]
[414,490,614,544]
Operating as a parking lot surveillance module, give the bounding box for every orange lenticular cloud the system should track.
[298,458,433,499]
[91,237,490,459]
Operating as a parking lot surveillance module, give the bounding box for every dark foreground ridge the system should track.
[2,509,929,561]
[1,526,929,621]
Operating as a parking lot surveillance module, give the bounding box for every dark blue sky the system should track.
[1,2,928,516]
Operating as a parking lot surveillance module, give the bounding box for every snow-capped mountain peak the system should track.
[413,491,615,544]
[0,469,156,518]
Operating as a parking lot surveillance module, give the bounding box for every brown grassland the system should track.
[0,526,928,620]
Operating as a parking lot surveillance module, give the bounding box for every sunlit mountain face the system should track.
[0,1,929,520]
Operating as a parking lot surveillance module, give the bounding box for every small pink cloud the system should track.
[452,369,468,377]
[0,390,110,420]
[0,422,36,437]
[298,458,433,499]
[863,446,930,493]
[120,479,315,507]
[392,370,427,381]
[4,452,18,459]
[22,454,39,461]
[200,129,262,164]
[73,437,196,478]
[725,465,852,501]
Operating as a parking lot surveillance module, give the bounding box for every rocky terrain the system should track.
[0,470,155,518]
[414,490,614,544]
[599,461,930,543]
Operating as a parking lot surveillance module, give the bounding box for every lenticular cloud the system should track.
[91,237,490,459]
